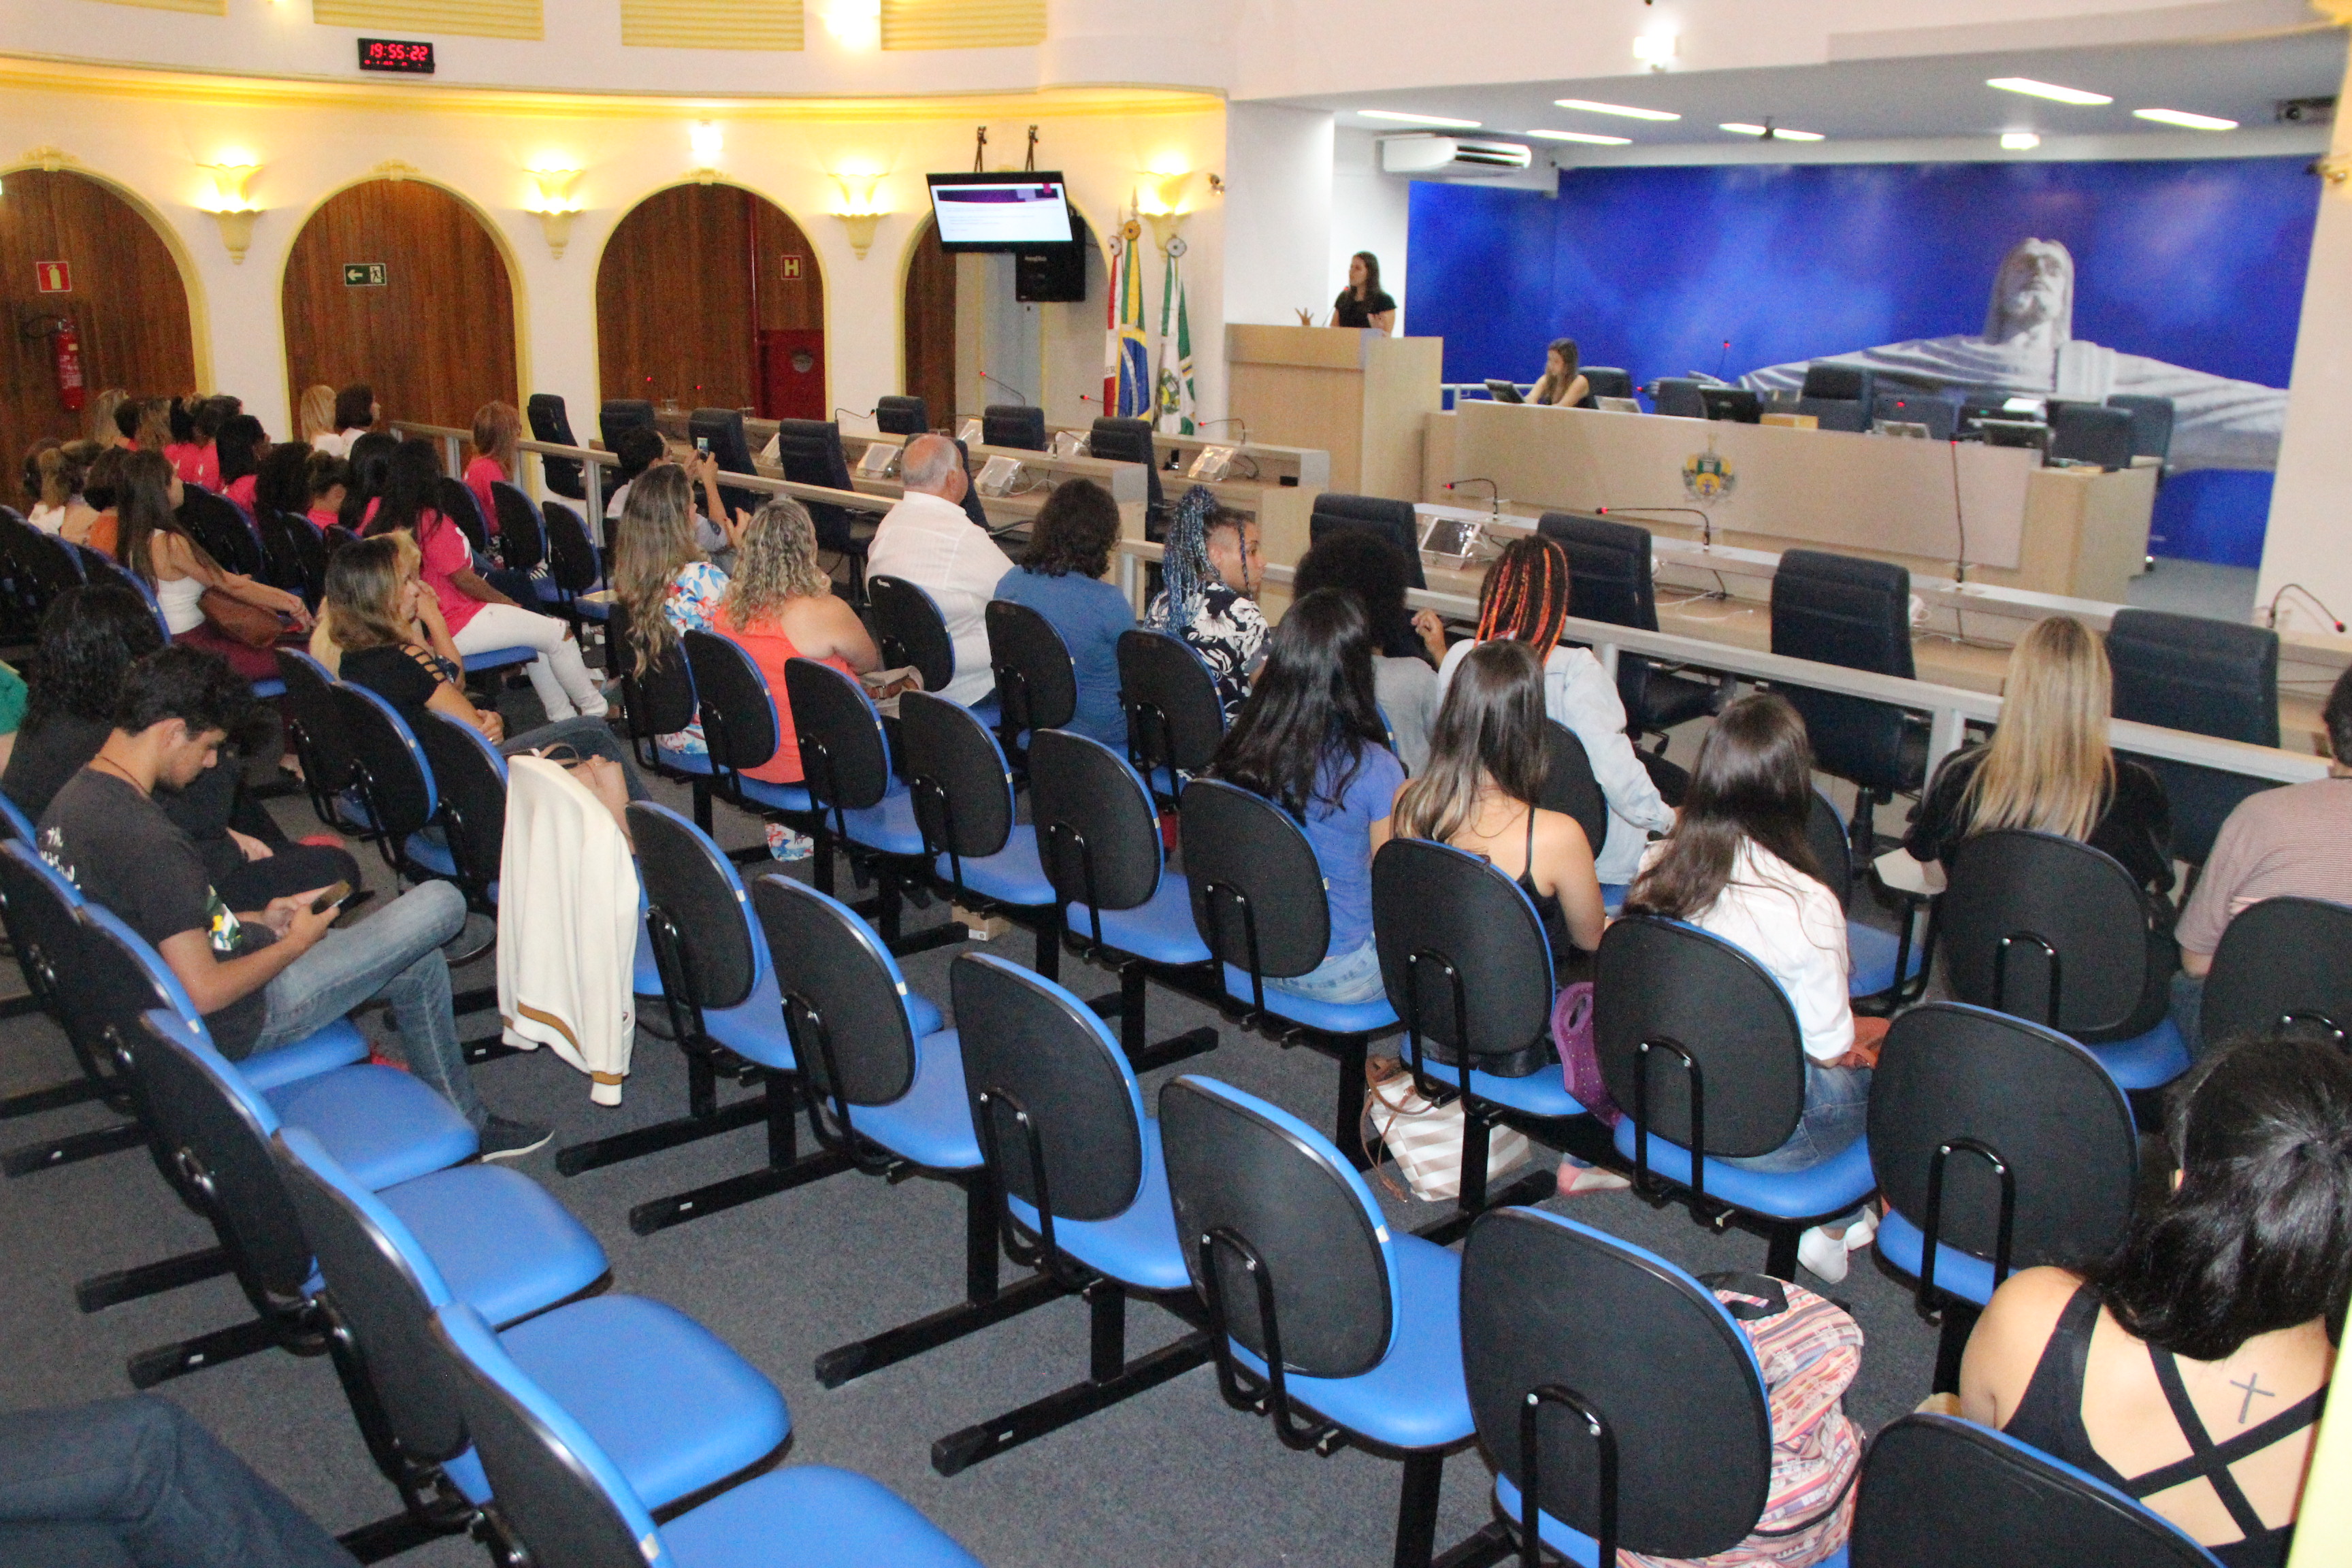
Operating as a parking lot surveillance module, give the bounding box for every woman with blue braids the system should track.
[1142,484,1268,720]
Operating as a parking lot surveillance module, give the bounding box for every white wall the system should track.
[1328,129,1416,333]
[1221,101,1334,329]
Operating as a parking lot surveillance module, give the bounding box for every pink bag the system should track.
[1551,981,1620,1128]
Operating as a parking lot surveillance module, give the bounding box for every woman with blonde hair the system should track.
[716,496,878,791]
[88,389,129,450]
[465,400,521,534]
[611,463,729,757]
[297,384,340,453]
[1905,615,2172,894]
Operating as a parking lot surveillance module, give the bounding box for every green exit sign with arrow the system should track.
[343,263,388,287]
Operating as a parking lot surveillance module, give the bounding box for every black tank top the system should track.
[2004,1284,2319,1568]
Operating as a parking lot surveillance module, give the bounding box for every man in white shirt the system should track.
[866,434,1012,706]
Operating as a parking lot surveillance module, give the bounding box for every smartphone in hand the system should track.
[308,880,353,917]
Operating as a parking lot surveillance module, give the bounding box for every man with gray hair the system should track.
[866,433,1013,706]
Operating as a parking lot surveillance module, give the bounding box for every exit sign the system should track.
[343,263,388,288]
[35,261,70,293]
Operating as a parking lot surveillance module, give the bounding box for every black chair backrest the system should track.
[1539,511,1658,633]
[1652,377,1705,418]
[2200,896,2352,1049]
[783,656,893,811]
[1159,1074,1393,1379]
[256,509,318,601]
[1462,1207,1772,1559]
[333,682,437,840]
[178,485,264,577]
[275,651,357,797]
[1028,729,1164,916]
[1179,778,1330,980]
[750,873,917,1107]
[526,393,585,500]
[1940,830,2158,1040]
[1805,790,1855,906]
[952,953,1143,1222]
[772,419,857,551]
[490,482,546,576]
[540,500,601,595]
[900,691,1015,861]
[983,404,1047,452]
[681,628,781,776]
[1801,361,1876,407]
[986,598,1077,734]
[1540,721,1609,862]
[2106,607,2279,865]
[1871,394,1959,440]
[10,519,86,609]
[2048,403,2134,470]
[0,846,106,1077]
[865,574,956,695]
[1770,549,1918,790]
[1796,395,1872,434]
[1869,1003,2138,1276]
[1088,417,1164,512]
[1580,367,1633,404]
[1117,628,1226,794]
[598,399,655,452]
[1848,1414,2223,1568]
[1592,916,1808,1157]
[437,476,489,555]
[2105,395,2174,464]
[875,395,929,437]
[415,714,507,898]
[1308,493,1424,590]
[1373,840,1554,1063]
[949,436,992,531]
[688,407,759,518]
[608,602,698,747]
[625,802,761,1013]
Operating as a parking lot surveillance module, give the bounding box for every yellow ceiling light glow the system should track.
[821,0,881,50]
[688,121,724,165]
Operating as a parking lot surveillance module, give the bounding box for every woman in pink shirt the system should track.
[464,401,520,538]
[216,414,267,513]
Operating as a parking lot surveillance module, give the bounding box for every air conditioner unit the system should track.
[1379,135,1535,176]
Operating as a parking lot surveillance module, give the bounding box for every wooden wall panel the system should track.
[0,170,195,463]
[281,179,518,435]
[902,216,955,431]
[595,184,821,412]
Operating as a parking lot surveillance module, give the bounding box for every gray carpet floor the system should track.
[0,717,1950,1568]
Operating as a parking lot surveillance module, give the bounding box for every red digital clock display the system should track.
[357,38,436,75]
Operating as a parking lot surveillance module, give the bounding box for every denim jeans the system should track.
[250,880,480,1126]
[2171,970,2208,1060]
[0,1396,357,1568]
[503,717,651,802]
[1268,936,1388,1006]
[1720,1059,1872,1228]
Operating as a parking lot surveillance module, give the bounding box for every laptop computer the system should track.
[1484,380,1526,404]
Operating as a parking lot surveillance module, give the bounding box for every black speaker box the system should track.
[1015,244,1085,303]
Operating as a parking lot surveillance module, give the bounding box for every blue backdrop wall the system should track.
[1405,158,2320,565]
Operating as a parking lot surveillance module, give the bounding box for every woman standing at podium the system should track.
[1529,338,1590,408]
[1329,252,1396,333]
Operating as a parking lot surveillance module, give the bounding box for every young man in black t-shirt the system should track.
[37,647,549,1159]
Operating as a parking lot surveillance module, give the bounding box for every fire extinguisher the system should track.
[50,316,86,414]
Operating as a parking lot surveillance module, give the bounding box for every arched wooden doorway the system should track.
[0,169,196,458]
[282,179,519,432]
[902,216,955,429]
[595,184,825,421]
[902,211,1100,432]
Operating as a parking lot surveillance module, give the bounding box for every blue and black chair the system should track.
[0,837,139,1169]
[1116,628,1226,810]
[333,681,465,899]
[2198,896,2352,1051]
[875,394,929,436]
[1848,1413,2225,1567]
[771,418,871,594]
[437,476,492,557]
[608,602,716,830]
[1372,839,1588,1236]
[1182,778,1399,1164]
[526,393,587,500]
[1440,1206,1833,1568]
[280,1125,787,1560]
[539,499,610,636]
[984,596,1076,769]
[926,953,1211,1475]
[2106,608,2278,866]
[1159,1073,1473,1568]
[1868,1003,2138,1394]
[489,480,549,578]
[1539,721,1616,904]
[178,484,267,578]
[983,404,1046,452]
[1309,493,1424,590]
[680,629,822,858]
[556,802,855,1233]
[866,574,958,702]
[435,1296,985,1568]
[1088,416,1166,529]
[1770,549,1928,860]
[1806,788,1927,1011]
[900,691,1058,974]
[1537,510,1729,749]
[276,649,368,834]
[1026,728,1220,1073]
[747,874,1064,1390]
[1939,829,2190,1104]
[1592,916,1879,1279]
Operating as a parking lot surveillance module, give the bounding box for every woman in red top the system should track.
[717,496,879,784]
[216,414,268,513]
[465,401,520,537]
[162,395,225,491]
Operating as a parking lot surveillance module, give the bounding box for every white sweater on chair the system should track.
[497,757,640,1105]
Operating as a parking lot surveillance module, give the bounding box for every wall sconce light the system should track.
[201,161,262,264]
[1137,170,1193,252]
[527,168,583,259]
[832,172,887,260]
[820,0,881,50]
[689,122,723,182]
[1633,31,1678,71]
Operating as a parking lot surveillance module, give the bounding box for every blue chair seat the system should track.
[906,991,942,1038]
[653,744,715,779]
[405,832,457,877]
[633,926,662,997]
[377,1164,608,1328]
[497,1294,791,1512]
[235,1018,369,1094]
[265,1066,478,1190]
[468,646,538,673]
[1007,1117,1188,1293]
[659,1464,985,1568]
[1874,1209,1999,1308]
[839,788,926,857]
[698,969,797,1073]
[850,1029,979,1173]
[1231,1234,1471,1452]
[936,823,1056,908]
[250,679,286,700]
[1848,921,1925,999]
[1600,883,1629,915]
[1222,965,1399,1036]
[1610,1116,1876,1222]
[1494,1473,1852,1568]
[740,776,814,814]
[1069,873,1210,966]
[1409,1052,1586,1120]
[2084,1017,2189,1091]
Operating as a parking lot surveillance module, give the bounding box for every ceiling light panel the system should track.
[2001,131,2041,150]
[1527,129,1634,145]
[1360,110,1482,128]
[1552,98,1680,122]
[1720,123,1824,142]
[1987,77,2113,106]
[2133,108,2239,131]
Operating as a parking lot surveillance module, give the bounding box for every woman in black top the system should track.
[1330,251,1397,333]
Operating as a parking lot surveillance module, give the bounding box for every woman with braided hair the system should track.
[1143,484,1267,721]
[1437,535,1673,884]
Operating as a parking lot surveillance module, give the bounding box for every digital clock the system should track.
[357,38,436,75]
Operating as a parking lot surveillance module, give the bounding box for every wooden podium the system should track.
[1225,325,1441,500]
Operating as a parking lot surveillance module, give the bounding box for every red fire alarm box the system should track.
[757,329,825,423]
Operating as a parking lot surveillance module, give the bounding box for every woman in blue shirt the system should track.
[1209,589,1403,1005]
[994,478,1134,746]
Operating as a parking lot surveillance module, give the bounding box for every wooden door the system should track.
[0,170,195,461]
[595,184,822,416]
[902,216,956,430]
[282,179,518,433]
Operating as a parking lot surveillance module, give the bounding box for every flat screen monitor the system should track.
[1484,379,1525,404]
[928,173,1077,252]
[1700,387,1762,424]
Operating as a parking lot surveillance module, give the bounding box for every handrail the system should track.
[1113,537,2330,789]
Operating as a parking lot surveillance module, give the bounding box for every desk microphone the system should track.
[2266,583,2346,633]
[1198,416,1251,445]
[1446,478,1500,518]
[980,371,1030,405]
[1597,504,1716,550]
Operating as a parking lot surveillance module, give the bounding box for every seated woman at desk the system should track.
[1328,251,1396,333]
[1529,338,1590,408]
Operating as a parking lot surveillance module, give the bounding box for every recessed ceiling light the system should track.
[2133,107,2239,131]
[1987,77,2112,106]
[1360,110,1482,129]
[1553,98,1680,122]
[1527,129,1634,145]
[1720,122,1825,142]
[2001,131,2041,150]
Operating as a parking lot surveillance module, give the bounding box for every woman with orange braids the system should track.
[1437,535,1674,887]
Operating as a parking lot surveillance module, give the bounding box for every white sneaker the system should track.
[1797,1225,1852,1284]
[1845,1210,1878,1253]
